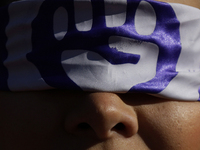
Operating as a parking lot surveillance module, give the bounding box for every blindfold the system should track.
[0,0,200,101]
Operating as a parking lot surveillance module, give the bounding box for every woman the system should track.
[0,0,200,149]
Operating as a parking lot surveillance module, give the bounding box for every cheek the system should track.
[137,102,200,150]
[0,97,66,149]
[173,104,200,149]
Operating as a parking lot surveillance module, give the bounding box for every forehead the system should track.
[156,0,200,8]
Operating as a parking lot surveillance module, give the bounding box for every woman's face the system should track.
[0,0,200,150]
[157,0,200,8]
[1,91,200,150]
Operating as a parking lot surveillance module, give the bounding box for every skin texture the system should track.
[157,0,200,8]
[0,0,200,150]
[1,91,200,150]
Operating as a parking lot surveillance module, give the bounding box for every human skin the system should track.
[158,0,200,8]
[1,91,200,150]
[0,0,200,150]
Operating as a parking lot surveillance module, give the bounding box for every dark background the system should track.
[0,0,18,7]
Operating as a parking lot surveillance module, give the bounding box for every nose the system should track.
[64,93,138,140]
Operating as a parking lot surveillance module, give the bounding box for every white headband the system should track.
[0,0,200,101]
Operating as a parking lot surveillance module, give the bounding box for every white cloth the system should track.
[0,0,200,101]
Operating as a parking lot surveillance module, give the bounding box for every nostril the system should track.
[112,123,125,131]
[64,93,138,138]
[77,122,91,130]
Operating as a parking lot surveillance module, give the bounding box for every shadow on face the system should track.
[0,90,200,150]
[0,0,200,149]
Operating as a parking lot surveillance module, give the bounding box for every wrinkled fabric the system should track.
[0,0,200,101]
